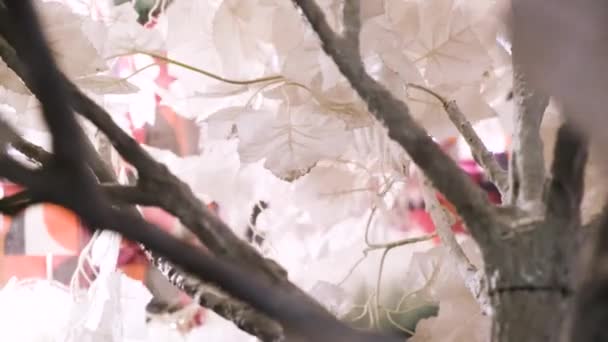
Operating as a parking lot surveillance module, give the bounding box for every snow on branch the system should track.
[292,0,500,246]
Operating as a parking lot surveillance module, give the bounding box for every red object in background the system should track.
[406,146,506,241]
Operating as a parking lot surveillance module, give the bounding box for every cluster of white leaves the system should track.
[408,239,490,342]
[0,0,515,340]
[156,0,510,182]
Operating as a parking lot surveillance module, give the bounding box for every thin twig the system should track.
[292,0,500,247]
[114,50,284,86]
[546,119,588,224]
[0,26,289,281]
[341,0,361,54]
[506,62,549,211]
[0,137,286,341]
[408,83,508,197]
[0,2,400,341]
[420,176,490,313]
[365,233,437,251]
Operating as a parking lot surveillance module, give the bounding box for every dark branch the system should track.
[571,201,608,341]
[0,137,285,341]
[0,2,403,341]
[546,120,589,222]
[292,0,499,245]
[0,3,285,282]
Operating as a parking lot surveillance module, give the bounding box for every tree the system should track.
[0,0,604,341]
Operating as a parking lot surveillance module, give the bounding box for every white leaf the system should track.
[35,1,108,78]
[160,86,253,124]
[383,0,420,44]
[406,0,493,87]
[271,5,306,57]
[348,122,410,175]
[409,239,489,342]
[165,0,226,93]
[103,3,165,57]
[294,163,373,226]
[236,103,351,181]
[205,106,250,139]
[73,75,139,94]
[0,59,28,94]
[212,0,273,79]
[0,89,48,132]
[282,34,342,91]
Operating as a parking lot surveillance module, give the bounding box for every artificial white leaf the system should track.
[408,238,489,341]
[482,66,514,133]
[383,0,420,44]
[361,0,385,20]
[282,33,342,91]
[347,121,410,175]
[35,1,108,78]
[282,37,323,89]
[308,281,354,317]
[294,163,373,226]
[264,82,372,130]
[0,89,48,132]
[103,3,165,57]
[165,0,227,94]
[411,296,490,342]
[406,0,493,87]
[144,140,242,210]
[271,4,306,58]
[73,74,139,94]
[212,0,273,79]
[0,59,28,94]
[236,103,351,181]
[205,106,251,140]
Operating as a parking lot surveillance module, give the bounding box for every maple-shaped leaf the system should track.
[293,163,373,227]
[212,0,274,79]
[164,0,231,94]
[0,88,47,132]
[73,75,139,95]
[382,0,421,45]
[101,3,165,57]
[236,103,351,181]
[0,59,28,94]
[406,0,493,87]
[35,1,108,79]
[270,4,306,58]
[282,34,342,92]
[346,121,410,175]
[205,106,250,140]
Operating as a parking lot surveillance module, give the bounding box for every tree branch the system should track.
[0,138,286,341]
[408,84,509,197]
[507,58,549,211]
[341,0,361,53]
[571,201,608,342]
[0,2,401,341]
[292,0,499,246]
[546,120,588,224]
[0,10,286,281]
[420,176,490,313]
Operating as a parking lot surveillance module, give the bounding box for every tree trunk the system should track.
[484,222,578,342]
